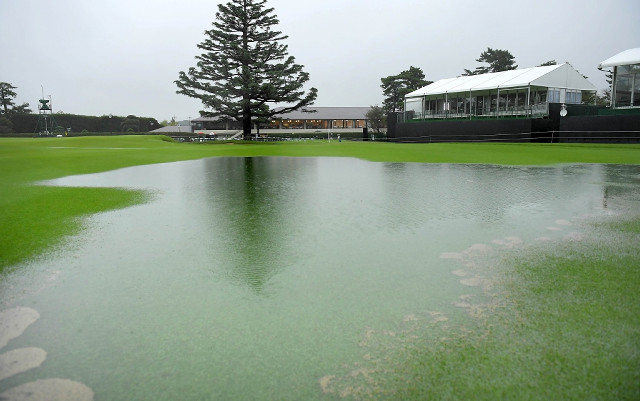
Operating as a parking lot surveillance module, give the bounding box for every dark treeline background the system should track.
[7,113,161,134]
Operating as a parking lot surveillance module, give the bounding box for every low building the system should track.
[266,107,370,130]
[151,124,193,134]
[191,106,373,135]
[598,48,640,108]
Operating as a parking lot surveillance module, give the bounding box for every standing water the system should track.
[1,158,639,400]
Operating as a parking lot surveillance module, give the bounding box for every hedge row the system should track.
[6,113,161,133]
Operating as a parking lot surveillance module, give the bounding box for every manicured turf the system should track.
[381,218,640,401]
[1,135,639,400]
[2,136,638,270]
[2,135,639,269]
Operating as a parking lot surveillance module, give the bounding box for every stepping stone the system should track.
[0,379,94,401]
[0,307,40,349]
[0,347,47,381]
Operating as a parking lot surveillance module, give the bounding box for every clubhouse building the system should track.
[190,107,372,137]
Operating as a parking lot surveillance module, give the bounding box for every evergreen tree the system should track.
[0,82,18,115]
[381,66,431,113]
[365,105,386,135]
[463,48,518,76]
[175,0,317,139]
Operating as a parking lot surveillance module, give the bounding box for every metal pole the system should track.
[611,67,617,108]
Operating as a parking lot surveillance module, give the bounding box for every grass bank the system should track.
[1,135,639,270]
[379,216,640,401]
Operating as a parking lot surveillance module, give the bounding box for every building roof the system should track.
[191,107,371,122]
[151,125,193,133]
[406,63,596,99]
[598,48,640,69]
[273,106,371,120]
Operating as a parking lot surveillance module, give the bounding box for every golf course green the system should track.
[1,135,639,400]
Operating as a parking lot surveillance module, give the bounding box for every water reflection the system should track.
[200,157,313,293]
[4,158,638,401]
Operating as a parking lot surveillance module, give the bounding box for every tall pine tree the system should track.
[463,48,518,76]
[0,82,18,115]
[176,0,317,139]
[380,66,431,113]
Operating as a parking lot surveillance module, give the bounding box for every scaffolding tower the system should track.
[35,95,56,135]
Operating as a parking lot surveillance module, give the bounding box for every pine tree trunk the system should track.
[242,114,252,140]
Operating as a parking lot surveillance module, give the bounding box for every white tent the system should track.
[598,48,640,108]
[598,48,640,69]
[407,63,596,98]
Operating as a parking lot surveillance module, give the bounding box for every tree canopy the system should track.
[175,0,317,139]
[365,105,386,134]
[0,82,18,115]
[381,66,431,113]
[0,82,32,117]
[463,47,518,76]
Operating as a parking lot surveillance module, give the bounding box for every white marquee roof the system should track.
[598,48,640,69]
[406,63,596,99]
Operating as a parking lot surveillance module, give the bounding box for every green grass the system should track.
[1,135,639,270]
[1,135,639,399]
[379,218,640,401]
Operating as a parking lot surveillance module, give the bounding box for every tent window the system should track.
[614,64,640,108]
[405,98,423,119]
[476,96,484,115]
[565,90,582,104]
[615,75,632,107]
[548,89,561,103]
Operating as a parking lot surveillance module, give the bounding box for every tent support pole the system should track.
[445,93,448,119]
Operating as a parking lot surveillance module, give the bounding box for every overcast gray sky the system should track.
[1,0,638,122]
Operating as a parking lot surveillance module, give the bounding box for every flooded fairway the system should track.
[1,158,639,400]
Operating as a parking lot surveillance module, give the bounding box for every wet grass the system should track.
[1,135,639,398]
[1,135,639,270]
[382,217,640,401]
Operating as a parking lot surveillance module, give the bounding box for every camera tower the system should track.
[35,87,56,135]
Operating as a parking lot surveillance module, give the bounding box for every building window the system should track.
[613,64,640,108]
[476,96,484,115]
[306,119,324,129]
[405,98,423,119]
[615,75,632,107]
[634,73,640,107]
[565,90,582,104]
[548,89,561,103]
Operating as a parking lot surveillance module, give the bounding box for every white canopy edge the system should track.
[406,63,596,99]
[598,48,640,69]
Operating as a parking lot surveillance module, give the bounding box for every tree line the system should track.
[0,82,160,134]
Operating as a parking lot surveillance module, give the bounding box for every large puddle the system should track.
[1,158,639,400]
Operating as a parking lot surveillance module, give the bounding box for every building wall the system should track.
[389,106,640,143]
[391,118,535,143]
[558,115,640,143]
